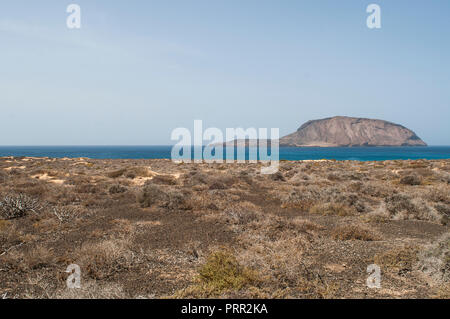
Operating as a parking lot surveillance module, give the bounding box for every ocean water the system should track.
[0,146,449,161]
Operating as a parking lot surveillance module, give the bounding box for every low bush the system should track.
[310,203,354,216]
[106,169,126,179]
[137,184,191,210]
[331,224,381,241]
[198,250,257,292]
[416,233,450,284]
[109,185,127,194]
[400,175,422,186]
[374,246,418,274]
[0,194,41,220]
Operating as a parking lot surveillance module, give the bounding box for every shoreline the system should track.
[1,156,450,163]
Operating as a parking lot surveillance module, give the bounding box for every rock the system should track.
[280,116,427,147]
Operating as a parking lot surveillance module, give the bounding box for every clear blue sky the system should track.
[1,0,449,145]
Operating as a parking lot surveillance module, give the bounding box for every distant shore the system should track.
[0,145,449,162]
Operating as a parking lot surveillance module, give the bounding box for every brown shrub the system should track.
[310,203,355,216]
[400,175,422,186]
[270,171,286,182]
[137,184,191,210]
[416,233,450,284]
[107,168,127,179]
[109,185,127,194]
[224,202,261,227]
[78,239,134,280]
[374,246,418,275]
[21,245,57,270]
[0,170,8,183]
[281,187,321,211]
[208,175,237,190]
[331,224,381,241]
[124,167,153,179]
[176,249,258,297]
[0,194,41,220]
[75,183,102,194]
[151,174,178,185]
[3,244,57,271]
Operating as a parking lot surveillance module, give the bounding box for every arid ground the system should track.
[0,157,449,299]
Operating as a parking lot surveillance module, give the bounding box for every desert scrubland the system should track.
[0,157,449,299]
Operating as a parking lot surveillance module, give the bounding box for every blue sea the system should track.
[0,146,449,161]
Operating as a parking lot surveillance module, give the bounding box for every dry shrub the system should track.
[270,171,286,182]
[363,206,390,223]
[0,194,41,220]
[385,194,442,223]
[237,234,336,298]
[198,249,257,291]
[51,205,82,223]
[106,168,127,179]
[400,175,422,186]
[310,203,355,216]
[150,174,178,185]
[374,246,418,275]
[331,224,381,241]
[0,170,8,183]
[75,183,103,194]
[240,214,322,244]
[137,184,191,210]
[109,184,127,194]
[416,233,450,284]
[22,245,56,270]
[359,181,394,198]
[3,245,57,271]
[424,185,450,204]
[183,170,209,186]
[432,284,450,299]
[52,281,127,299]
[281,186,320,211]
[288,172,311,185]
[208,175,237,190]
[434,204,450,225]
[177,249,258,297]
[77,238,134,280]
[233,212,334,298]
[0,222,23,254]
[13,180,48,198]
[223,201,261,228]
[124,167,152,179]
[290,218,325,234]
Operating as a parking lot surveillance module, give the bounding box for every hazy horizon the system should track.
[1,1,449,146]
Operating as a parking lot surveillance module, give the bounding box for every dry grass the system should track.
[77,238,134,280]
[374,246,418,274]
[416,232,450,284]
[331,224,381,241]
[310,203,355,216]
[175,249,259,298]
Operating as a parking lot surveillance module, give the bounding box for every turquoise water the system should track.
[0,146,449,161]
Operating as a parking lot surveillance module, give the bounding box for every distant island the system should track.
[223,116,427,147]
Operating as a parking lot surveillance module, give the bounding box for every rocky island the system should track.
[280,116,427,147]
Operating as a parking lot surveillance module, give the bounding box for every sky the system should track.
[0,0,449,145]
